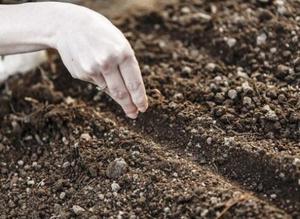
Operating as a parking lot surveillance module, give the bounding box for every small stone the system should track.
[224,137,235,146]
[270,194,277,199]
[257,33,267,45]
[276,64,290,78]
[72,205,85,215]
[182,66,192,74]
[24,165,31,171]
[17,160,24,166]
[98,193,104,200]
[228,89,238,100]
[225,37,237,47]
[270,47,277,53]
[106,158,128,179]
[181,6,191,14]
[206,137,212,145]
[266,109,278,121]
[80,133,92,141]
[8,200,15,208]
[243,96,252,105]
[205,63,216,72]
[283,50,291,58]
[62,161,70,169]
[111,182,121,192]
[59,192,66,199]
[65,96,75,105]
[293,158,300,166]
[27,180,35,186]
[242,81,254,95]
[173,93,184,101]
[277,94,287,102]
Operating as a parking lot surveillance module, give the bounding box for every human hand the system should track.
[52,4,148,119]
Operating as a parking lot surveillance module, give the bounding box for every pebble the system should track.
[98,193,105,200]
[270,47,277,53]
[277,94,287,102]
[182,66,192,74]
[17,160,24,166]
[8,200,15,208]
[80,133,92,141]
[293,158,300,166]
[62,161,70,169]
[257,33,267,45]
[206,137,212,145]
[111,182,121,192]
[277,64,290,77]
[224,137,235,146]
[205,63,217,72]
[72,205,85,215]
[181,6,191,14]
[106,158,128,179]
[242,81,254,94]
[225,37,237,47]
[59,192,66,199]
[265,109,278,121]
[228,89,238,100]
[243,96,252,105]
[27,180,35,186]
[270,194,277,199]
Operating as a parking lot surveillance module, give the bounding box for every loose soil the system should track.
[0,0,300,218]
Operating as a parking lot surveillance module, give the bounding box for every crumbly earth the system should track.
[0,0,299,218]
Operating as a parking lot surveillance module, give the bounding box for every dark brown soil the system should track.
[0,0,299,218]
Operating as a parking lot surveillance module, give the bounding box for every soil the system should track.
[0,0,300,218]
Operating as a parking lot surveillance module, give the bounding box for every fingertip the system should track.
[127,112,138,119]
[138,96,149,113]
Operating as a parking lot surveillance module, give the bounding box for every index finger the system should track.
[119,56,148,112]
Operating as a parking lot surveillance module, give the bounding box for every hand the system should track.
[0,2,148,119]
[53,4,148,119]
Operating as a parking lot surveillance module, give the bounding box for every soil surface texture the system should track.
[0,0,300,218]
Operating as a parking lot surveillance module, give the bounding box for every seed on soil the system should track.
[72,205,85,215]
[106,158,128,179]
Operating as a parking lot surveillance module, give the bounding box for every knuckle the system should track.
[127,80,142,92]
[120,47,134,61]
[110,88,129,100]
[100,56,115,73]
